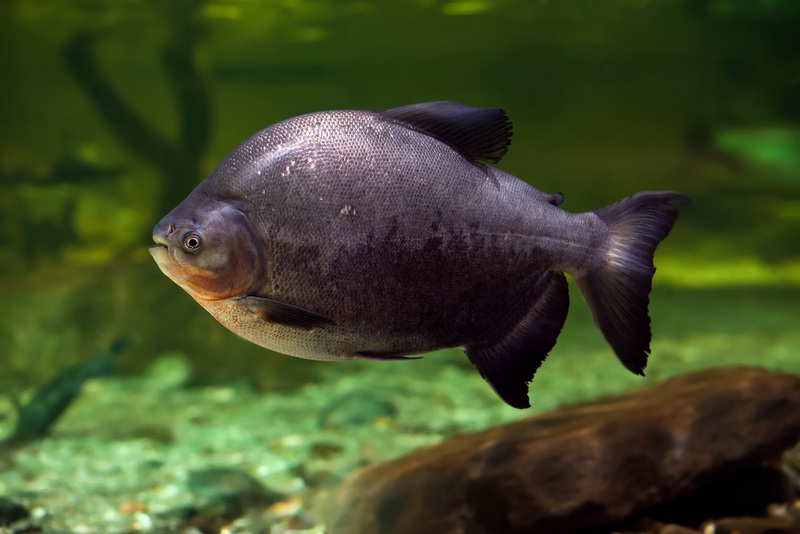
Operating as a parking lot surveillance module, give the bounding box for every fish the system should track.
[150,101,688,409]
[4,336,132,445]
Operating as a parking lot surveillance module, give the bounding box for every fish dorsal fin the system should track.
[377,101,512,164]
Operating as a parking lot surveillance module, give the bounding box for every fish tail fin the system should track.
[573,191,689,375]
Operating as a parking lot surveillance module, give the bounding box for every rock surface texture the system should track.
[328,367,800,534]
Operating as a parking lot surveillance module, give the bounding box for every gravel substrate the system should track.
[0,351,531,533]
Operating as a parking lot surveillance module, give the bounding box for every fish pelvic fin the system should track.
[575,191,690,375]
[465,271,569,409]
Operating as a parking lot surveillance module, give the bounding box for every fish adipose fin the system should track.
[547,192,564,206]
[465,271,569,409]
[574,191,690,375]
[377,101,512,164]
[240,296,335,330]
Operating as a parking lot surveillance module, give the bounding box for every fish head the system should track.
[149,192,267,301]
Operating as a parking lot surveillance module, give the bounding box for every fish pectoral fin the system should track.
[239,296,335,330]
[355,351,423,361]
[377,102,512,164]
[465,272,569,409]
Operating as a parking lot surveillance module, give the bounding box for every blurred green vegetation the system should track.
[0,0,798,392]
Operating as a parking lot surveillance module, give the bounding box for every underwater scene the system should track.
[1,0,799,532]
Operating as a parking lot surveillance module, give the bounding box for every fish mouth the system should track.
[150,224,171,257]
[148,243,169,260]
[152,228,169,246]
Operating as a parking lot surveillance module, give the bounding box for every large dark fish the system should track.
[150,102,688,409]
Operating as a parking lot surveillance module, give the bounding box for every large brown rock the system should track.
[327,367,800,534]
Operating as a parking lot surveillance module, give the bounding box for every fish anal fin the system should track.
[239,296,335,330]
[466,272,569,409]
[377,101,512,164]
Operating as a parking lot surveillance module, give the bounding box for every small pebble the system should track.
[131,511,153,530]
[319,391,397,428]
[308,442,343,459]
[660,524,703,534]
[269,496,303,518]
[187,466,286,515]
[117,500,147,515]
[789,499,800,523]
[141,353,193,392]
[703,515,793,534]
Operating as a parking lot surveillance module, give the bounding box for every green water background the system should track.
[1,0,799,411]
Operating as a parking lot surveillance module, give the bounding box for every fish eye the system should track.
[181,232,203,252]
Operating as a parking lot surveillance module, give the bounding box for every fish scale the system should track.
[151,101,688,408]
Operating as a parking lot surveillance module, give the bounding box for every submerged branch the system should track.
[61,31,176,174]
[60,3,211,215]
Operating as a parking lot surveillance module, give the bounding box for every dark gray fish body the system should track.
[151,102,688,408]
